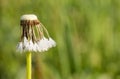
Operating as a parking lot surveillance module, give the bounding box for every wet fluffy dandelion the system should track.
[17,14,56,52]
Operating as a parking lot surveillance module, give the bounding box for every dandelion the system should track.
[16,14,56,79]
[17,14,56,52]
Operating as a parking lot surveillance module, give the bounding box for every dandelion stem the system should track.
[26,52,32,79]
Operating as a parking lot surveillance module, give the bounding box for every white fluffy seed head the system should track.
[17,36,56,52]
[20,14,38,20]
[17,14,56,53]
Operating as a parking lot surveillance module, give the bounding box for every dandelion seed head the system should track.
[16,14,56,53]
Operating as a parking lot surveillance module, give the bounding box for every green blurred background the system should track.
[0,0,120,79]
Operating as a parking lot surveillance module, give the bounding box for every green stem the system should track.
[26,52,32,79]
